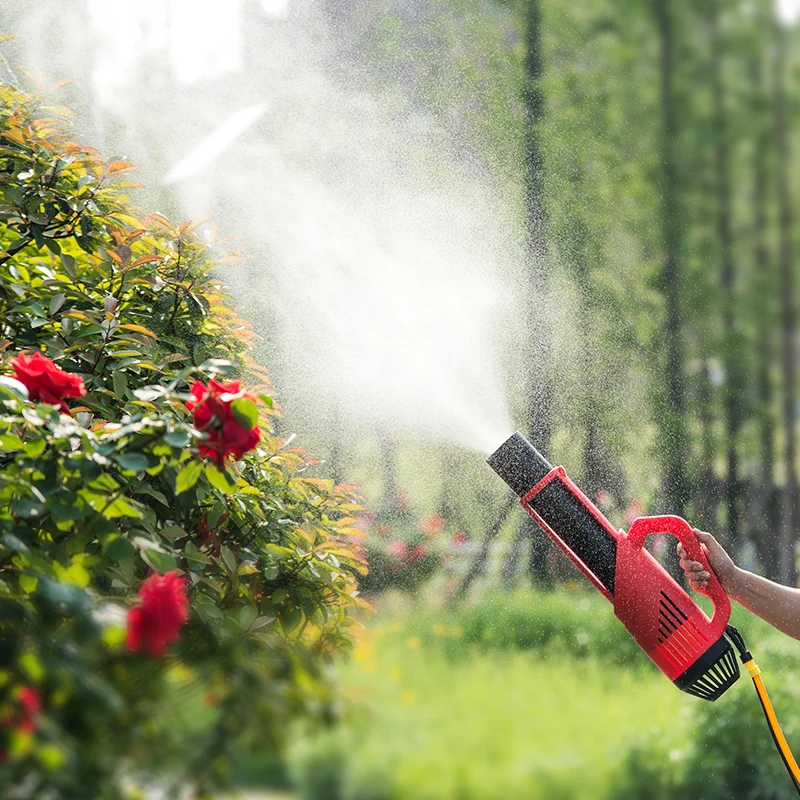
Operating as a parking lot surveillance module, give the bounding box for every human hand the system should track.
[676,530,739,595]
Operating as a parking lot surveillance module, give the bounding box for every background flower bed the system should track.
[0,70,367,798]
[357,491,469,596]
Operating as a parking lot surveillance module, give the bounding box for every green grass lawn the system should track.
[286,607,694,799]
[220,589,800,799]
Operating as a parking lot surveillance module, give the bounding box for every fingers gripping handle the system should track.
[627,515,731,631]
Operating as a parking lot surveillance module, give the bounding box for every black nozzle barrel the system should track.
[487,432,553,497]
[487,431,618,595]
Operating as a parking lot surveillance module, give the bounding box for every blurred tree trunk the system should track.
[379,432,398,510]
[710,10,742,557]
[504,0,554,589]
[654,0,689,575]
[773,18,798,585]
[695,359,717,531]
[521,0,552,458]
[455,494,517,602]
[564,153,604,500]
[750,48,780,580]
[438,446,457,520]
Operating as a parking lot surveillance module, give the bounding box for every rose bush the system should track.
[0,65,367,798]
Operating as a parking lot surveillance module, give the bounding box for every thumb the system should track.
[694,530,715,546]
[693,530,724,561]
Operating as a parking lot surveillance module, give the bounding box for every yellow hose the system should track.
[744,658,800,793]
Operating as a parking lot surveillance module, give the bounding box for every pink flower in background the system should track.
[389,541,409,559]
[595,489,612,508]
[625,499,645,527]
[355,513,374,533]
[452,531,468,547]
[420,514,445,536]
[407,544,427,563]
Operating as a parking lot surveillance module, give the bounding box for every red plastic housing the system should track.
[520,467,731,681]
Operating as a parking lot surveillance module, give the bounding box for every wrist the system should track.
[726,566,748,601]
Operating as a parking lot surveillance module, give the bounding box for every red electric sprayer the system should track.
[488,432,800,791]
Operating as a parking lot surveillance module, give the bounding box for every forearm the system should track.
[729,567,800,641]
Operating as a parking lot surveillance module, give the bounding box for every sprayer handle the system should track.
[626,515,730,622]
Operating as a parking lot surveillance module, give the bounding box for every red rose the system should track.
[126,572,189,657]
[16,687,40,735]
[186,379,261,464]
[452,531,468,547]
[1,686,40,737]
[10,352,86,412]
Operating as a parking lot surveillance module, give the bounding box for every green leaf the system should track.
[48,293,65,315]
[112,370,127,399]
[159,525,186,542]
[208,501,226,528]
[61,562,90,588]
[12,499,45,519]
[37,743,66,772]
[205,463,236,494]
[22,407,45,426]
[199,358,235,375]
[136,485,168,505]
[220,545,237,576]
[0,433,23,451]
[0,376,28,401]
[141,548,176,572]
[249,615,276,632]
[103,534,135,561]
[1,533,27,552]
[184,541,211,564]
[164,429,191,448]
[19,651,44,682]
[279,607,302,634]
[102,496,144,519]
[19,574,38,594]
[36,578,91,612]
[60,253,77,279]
[258,393,274,409]
[49,502,86,522]
[238,605,257,629]
[113,452,152,472]
[176,459,204,494]
[231,397,259,429]
[134,386,165,402]
[23,437,46,456]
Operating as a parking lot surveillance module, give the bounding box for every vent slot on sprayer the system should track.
[657,590,709,671]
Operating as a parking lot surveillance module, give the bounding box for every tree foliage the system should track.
[0,71,367,797]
